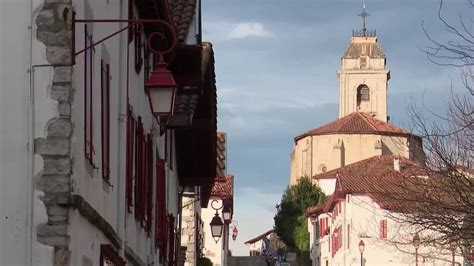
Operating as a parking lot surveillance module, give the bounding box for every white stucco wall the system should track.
[310,195,464,266]
[202,199,224,266]
[0,0,57,264]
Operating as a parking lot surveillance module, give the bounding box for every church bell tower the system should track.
[337,5,390,122]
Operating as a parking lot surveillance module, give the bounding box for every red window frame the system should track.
[126,105,136,212]
[100,244,126,266]
[84,24,95,166]
[101,60,111,182]
[380,219,388,239]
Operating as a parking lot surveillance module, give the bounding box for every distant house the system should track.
[245,229,286,258]
[306,155,464,266]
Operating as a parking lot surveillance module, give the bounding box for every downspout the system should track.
[176,187,185,266]
[118,0,126,259]
[27,1,35,265]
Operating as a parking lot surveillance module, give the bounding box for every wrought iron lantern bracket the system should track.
[72,13,178,62]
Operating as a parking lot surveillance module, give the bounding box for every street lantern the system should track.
[210,212,224,243]
[222,205,232,222]
[413,232,420,266]
[145,60,177,120]
[358,240,365,253]
[358,240,365,266]
[232,226,238,241]
[412,232,420,248]
[449,237,458,266]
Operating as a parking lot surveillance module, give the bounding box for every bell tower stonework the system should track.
[337,34,390,122]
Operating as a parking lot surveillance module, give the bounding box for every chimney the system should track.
[393,157,400,172]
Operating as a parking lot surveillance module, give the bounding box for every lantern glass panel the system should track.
[148,87,174,115]
[223,210,232,221]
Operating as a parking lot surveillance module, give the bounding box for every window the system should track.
[126,105,136,212]
[357,85,370,107]
[134,23,143,73]
[360,57,367,68]
[101,58,111,182]
[380,219,388,239]
[99,244,125,266]
[84,24,96,166]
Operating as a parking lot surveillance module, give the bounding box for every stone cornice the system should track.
[70,195,122,249]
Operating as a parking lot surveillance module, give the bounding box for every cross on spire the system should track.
[357,1,371,35]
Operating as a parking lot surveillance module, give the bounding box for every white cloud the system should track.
[228,22,271,39]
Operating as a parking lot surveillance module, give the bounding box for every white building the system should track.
[0,0,218,265]
[202,174,234,266]
[306,156,465,266]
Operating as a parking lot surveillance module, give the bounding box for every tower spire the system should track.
[357,1,371,35]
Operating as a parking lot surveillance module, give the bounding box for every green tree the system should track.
[197,257,213,266]
[274,176,325,265]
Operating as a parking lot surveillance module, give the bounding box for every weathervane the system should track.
[357,0,371,35]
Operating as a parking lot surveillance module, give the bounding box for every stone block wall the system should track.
[35,0,73,265]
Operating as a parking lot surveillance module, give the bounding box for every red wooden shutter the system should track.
[134,23,143,73]
[379,219,387,239]
[135,117,144,220]
[84,25,95,165]
[319,219,322,237]
[128,0,133,43]
[155,158,166,248]
[126,106,135,212]
[101,61,110,182]
[168,215,175,265]
[145,134,153,233]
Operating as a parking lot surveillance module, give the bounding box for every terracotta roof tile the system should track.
[295,112,417,142]
[216,132,227,178]
[312,155,429,212]
[211,175,233,200]
[167,0,196,42]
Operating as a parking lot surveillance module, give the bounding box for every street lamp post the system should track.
[449,238,458,266]
[358,240,365,266]
[412,232,420,266]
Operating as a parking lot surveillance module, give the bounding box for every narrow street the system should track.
[0,0,472,266]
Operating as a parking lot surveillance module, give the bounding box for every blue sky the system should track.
[201,0,469,256]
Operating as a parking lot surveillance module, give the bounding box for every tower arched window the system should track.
[357,85,370,108]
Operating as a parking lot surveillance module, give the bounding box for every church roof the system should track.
[294,112,418,142]
[343,40,385,59]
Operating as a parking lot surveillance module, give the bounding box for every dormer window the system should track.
[357,85,370,108]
